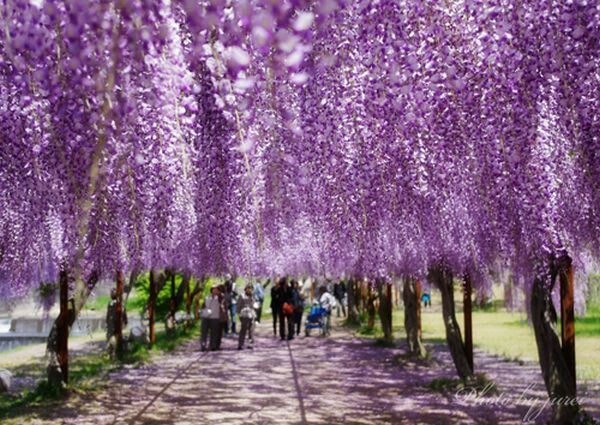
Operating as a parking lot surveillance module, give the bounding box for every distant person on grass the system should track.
[200,286,222,351]
[421,290,431,308]
[237,285,256,349]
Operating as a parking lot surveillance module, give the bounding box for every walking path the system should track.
[31,321,600,424]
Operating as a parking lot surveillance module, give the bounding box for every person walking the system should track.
[237,285,256,349]
[216,284,228,349]
[279,278,295,341]
[291,280,305,336]
[333,281,347,318]
[225,280,238,335]
[270,279,282,336]
[318,286,337,336]
[200,286,222,351]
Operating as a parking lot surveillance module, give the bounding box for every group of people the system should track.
[200,277,346,350]
[200,280,265,351]
[269,278,307,340]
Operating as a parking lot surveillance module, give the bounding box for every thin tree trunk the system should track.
[115,270,124,358]
[347,278,361,325]
[47,269,99,386]
[403,277,427,358]
[463,273,474,372]
[430,266,473,380]
[148,269,157,345]
[367,284,376,330]
[378,281,393,343]
[531,260,578,424]
[185,279,192,326]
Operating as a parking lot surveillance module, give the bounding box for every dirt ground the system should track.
[6,318,597,425]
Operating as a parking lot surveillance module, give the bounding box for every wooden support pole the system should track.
[148,270,156,345]
[115,269,124,357]
[559,259,576,392]
[57,268,69,384]
[463,273,474,372]
[415,279,422,340]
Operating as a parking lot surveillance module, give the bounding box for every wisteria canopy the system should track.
[0,0,599,303]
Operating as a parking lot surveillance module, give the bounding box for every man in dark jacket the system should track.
[270,279,282,336]
[278,278,295,341]
[333,281,347,317]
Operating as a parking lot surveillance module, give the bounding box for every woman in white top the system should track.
[200,286,223,351]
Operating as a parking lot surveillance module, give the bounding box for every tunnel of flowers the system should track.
[0,0,599,423]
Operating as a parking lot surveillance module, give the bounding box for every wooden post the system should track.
[559,259,576,392]
[115,269,124,357]
[57,268,69,384]
[415,279,422,340]
[463,273,474,372]
[148,270,156,345]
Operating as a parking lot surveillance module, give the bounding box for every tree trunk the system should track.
[378,281,393,343]
[346,278,361,325]
[531,262,578,424]
[190,276,206,322]
[47,269,99,386]
[403,277,427,358]
[430,266,473,380]
[148,269,157,345]
[367,284,376,330]
[559,259,576,393]
[463,274,474,372]
[115,270,124,358]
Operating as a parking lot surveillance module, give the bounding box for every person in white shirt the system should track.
[318,286,337,335]
[237,285,256,349]
[200,286,223,351]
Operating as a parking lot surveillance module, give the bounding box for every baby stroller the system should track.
[304,302,329,336]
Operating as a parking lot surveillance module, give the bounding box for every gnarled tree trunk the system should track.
[403,277,427,358]
[47,269,99,387]
[429,265,473,380]
[530,262,578,424]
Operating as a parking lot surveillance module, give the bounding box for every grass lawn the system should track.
[355,286,600,381]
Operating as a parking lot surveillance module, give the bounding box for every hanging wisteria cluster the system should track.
[0,0,599,304]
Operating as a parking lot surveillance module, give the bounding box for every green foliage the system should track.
[587,274,600,309]
[85,294,110,312]
[130,272,186,322]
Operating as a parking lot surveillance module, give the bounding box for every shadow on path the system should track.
[25,321,600,425]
